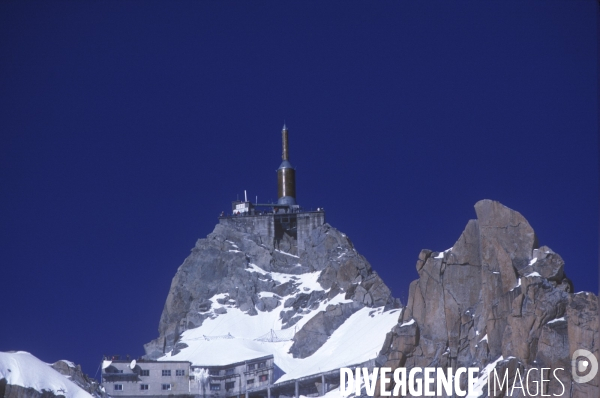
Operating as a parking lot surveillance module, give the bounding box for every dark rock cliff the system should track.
[0,380,61,398]
[49,361,105,398]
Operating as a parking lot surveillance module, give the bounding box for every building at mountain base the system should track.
[102,356,279,398]
[101,359,192,398]
[101,354,346,398]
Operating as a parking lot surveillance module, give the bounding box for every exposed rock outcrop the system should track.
[377,200,599,397]
[0,380,61,398]
[144,220,401,359]
[50,361,105,398]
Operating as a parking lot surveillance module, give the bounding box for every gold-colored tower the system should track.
[277,124,296,205]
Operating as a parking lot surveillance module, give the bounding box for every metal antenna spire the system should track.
[282,123,289,160]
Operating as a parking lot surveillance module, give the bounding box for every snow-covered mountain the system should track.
[144,219,402,383]
[0,351,100,398]
[5,200,597,398]
[144,201,600,397]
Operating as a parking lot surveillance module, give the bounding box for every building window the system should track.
[114,385,123,391]
[210,384,221,391]
[226,368,234,375]
[225,382,235,390]
[140,384,149,390]
[209,369,220,376]
[162,370,171,376]
[189,375,195,381]
[258,362,266,369]
[247,364,256,371]
[140,369,149,376]
[176,369,185,376]
[259,375,268,382]
[162,384,171,391]
[247,379,254,385]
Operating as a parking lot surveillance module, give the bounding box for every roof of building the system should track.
[190,354,274,369]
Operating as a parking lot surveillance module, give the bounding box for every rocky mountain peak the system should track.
[144,218,401,360]
[378,199,598,397]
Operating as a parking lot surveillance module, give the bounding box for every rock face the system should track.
[50,361,105,398]
[377,200,599,397]
[0,380,60,398]
[144,220,400,359]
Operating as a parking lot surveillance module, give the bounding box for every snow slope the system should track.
[161,265,402,383]
[0,351,93,398]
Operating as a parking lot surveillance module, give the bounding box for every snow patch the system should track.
[274,249,299,258]
[58,360,76,368]
[165,304,400,384]
[511,278,521,291]
[246,263,268,275]
[529,257,537,265]
[466,356,504,398]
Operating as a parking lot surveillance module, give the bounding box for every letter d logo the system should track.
[571,349,598,384]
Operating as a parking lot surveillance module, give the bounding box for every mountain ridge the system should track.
[2,200,598,398]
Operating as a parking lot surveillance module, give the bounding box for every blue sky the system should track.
[1,1,597,376]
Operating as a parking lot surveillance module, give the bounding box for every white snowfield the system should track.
[162,265,402,384]
[0,351,93,398]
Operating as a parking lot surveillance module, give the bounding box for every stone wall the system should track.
[297,212,325,252]
[218,211,325,253]
[218,215,274,242]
